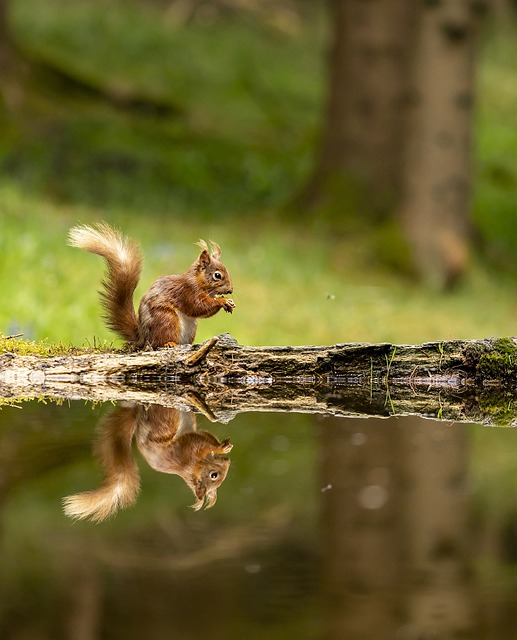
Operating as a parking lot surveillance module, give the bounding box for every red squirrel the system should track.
[68,222,235,349]
[62,403,233,523]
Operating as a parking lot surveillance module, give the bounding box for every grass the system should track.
[0,334,116,357]
[4,186,517,350]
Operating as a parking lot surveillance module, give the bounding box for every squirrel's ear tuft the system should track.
[190,496,205,511]
[209,241,221,260]
[196,239,221,261]
[204,489,218,509]
[195,239,209,253]
[190,488,218,511]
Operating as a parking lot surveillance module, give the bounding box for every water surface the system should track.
[1,400,516,639]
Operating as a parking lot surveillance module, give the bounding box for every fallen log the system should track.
[1,334,517,426]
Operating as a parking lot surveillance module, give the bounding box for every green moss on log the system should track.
[0,335,119,357]
[477,389,517,427]
[462,338,517,381]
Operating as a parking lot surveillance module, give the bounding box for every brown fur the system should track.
[68,223,234,349]
[62,407,140,523]
[62,404,232,522]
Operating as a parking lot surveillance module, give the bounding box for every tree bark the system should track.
[0,0,28,113]
[2,334,517,426]
[303,1,487,287]
[304,0,417,214]
[398,0,485,287]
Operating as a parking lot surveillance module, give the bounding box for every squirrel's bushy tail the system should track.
[68,222,142,345]
[63,406,140,523]
[62,468,140,523]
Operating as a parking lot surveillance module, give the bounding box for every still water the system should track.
[0,400,516,640]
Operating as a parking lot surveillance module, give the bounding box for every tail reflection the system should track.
[63,403,232,523]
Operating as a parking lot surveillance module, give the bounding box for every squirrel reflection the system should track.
[63,402,233,523]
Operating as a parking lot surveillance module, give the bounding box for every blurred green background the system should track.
[3,4,517,637]
[1,0,517,348]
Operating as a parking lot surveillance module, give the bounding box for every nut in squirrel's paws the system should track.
[223,298,236,313]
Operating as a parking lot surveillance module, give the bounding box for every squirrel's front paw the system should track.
[223,298,236,313]
[218,438,233,454]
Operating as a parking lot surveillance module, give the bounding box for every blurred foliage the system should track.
[474,30,517,269]
[0,0,516,262]
[4,0,324,213]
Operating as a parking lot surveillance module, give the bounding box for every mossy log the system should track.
[1,334,517,426]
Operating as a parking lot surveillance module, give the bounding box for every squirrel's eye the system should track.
[210,471,219,480]
[213,271,222,280]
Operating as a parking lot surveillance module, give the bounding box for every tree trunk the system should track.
[303,1,487,287]
[0,0,28,113]
[491,0,515,22]
[304,0,417,215]
[398,0,485,288]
